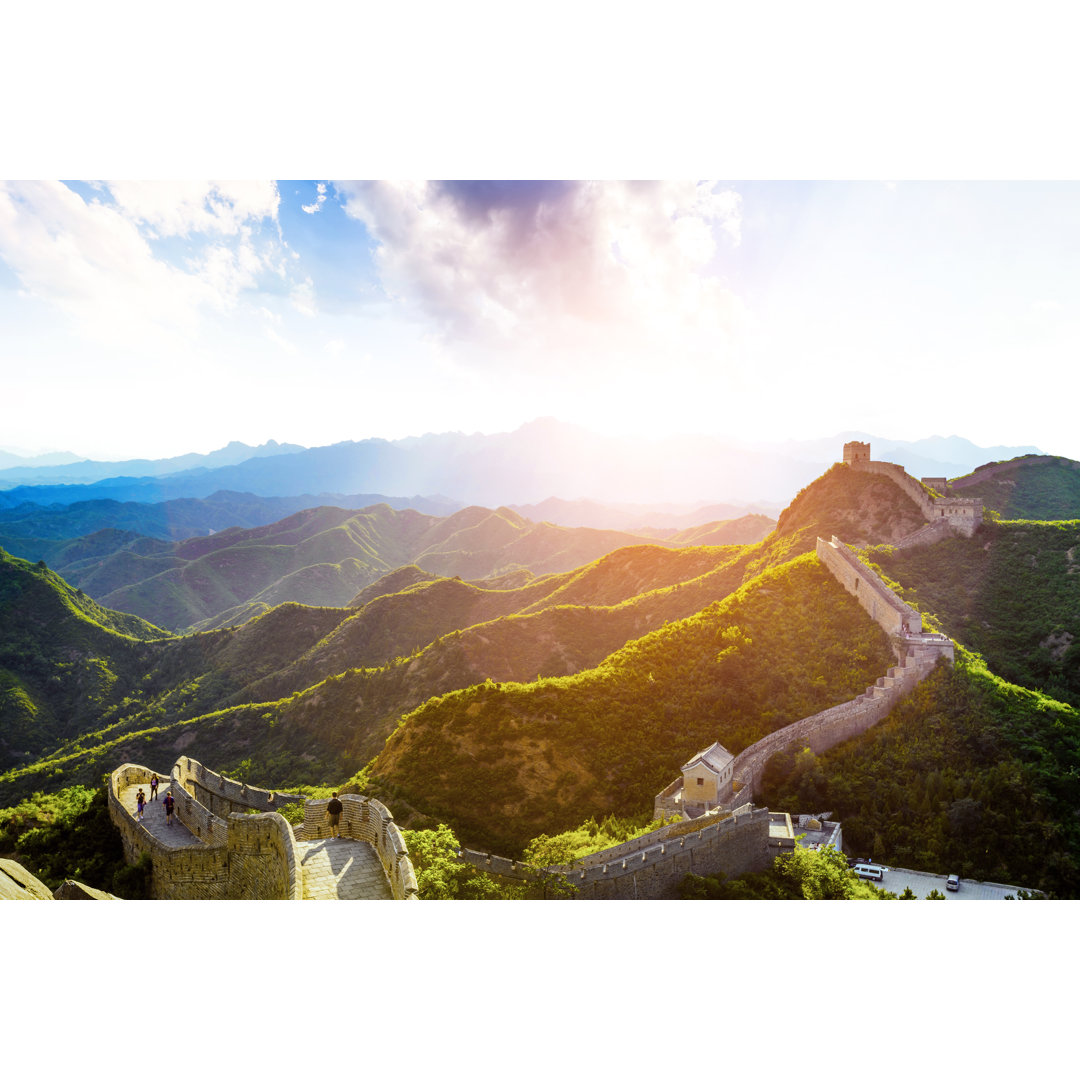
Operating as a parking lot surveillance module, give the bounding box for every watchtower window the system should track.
[696,777,704,786]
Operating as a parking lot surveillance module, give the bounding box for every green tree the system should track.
[403,824,532,899]
[777,844,861,899]
[899,886,917,899]
[926,888,946,899]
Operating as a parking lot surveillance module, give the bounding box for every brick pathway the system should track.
[298,838,394,900]
[119,781,204,849]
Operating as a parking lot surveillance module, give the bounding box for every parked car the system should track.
[946,874,960,891]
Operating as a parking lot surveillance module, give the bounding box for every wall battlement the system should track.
[108,759,416,900]
[843,444,983,538]
[459,806,777,900]
[654,533,954,825]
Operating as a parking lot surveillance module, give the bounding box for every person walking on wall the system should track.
[163,791,175,827]
[136,788,146,822]
[326,792,344,839]
[150,773,159,800]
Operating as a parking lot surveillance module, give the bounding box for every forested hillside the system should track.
[11,502,730,632]
[950,455,1080,520]
[868,519,1080,706]
[759,651,1080,898]
[357,555,894,852]
[4,452,1080,898]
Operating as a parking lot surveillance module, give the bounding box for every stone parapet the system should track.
[460,807,775,900]
[300,795,419,900]
[109,760,406,899]
[173,756,304,819]
[851,458,981,537]
[816,535,921,637]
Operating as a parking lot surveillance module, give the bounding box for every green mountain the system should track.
[358,553,894,853]
[4,450,1080,897]
[869,518,1080,706]
[0,548,170,766]
[23,503,720,632]
[949,455,1080,520]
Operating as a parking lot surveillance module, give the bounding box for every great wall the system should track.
[461,443,978,899]
[107,756,418,900]
[84,443,978,901]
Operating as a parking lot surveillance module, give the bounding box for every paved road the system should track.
[873,866,1022,899]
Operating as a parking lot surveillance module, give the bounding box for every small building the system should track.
[681,741,734,813]
[921,476,949,496]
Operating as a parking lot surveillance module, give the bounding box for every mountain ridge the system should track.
[0,422,1043,509]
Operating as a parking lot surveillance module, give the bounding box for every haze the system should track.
[1,180,1076,463]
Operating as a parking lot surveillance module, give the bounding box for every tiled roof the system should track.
[681,740,733,775]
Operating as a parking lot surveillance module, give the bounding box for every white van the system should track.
[852,863,886,882]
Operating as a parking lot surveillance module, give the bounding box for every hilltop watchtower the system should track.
[843,440,870,466]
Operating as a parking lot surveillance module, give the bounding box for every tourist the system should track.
[150,773,159,800]
[136,788,146,822]
[326,792,344,838]
[163,790,175,826]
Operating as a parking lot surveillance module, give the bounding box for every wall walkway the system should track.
[108,759,416,900]
[853,459,982,537]
[459,805,780,900]
[656,535,954,821]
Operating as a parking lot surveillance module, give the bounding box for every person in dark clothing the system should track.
[136,788,146,821]
[150,774,159,800]
[326,792,344,838]
[163,791,176,826]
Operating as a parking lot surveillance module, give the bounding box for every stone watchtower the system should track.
[843,440,870,466]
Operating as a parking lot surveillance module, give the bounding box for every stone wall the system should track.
[816,535,921,637]
[655,536,954,820]
[109,762,302,900]
[890,518,954,550]
[225,813,302,901]
[173,756,304,819]
[852,459,981,537]
[300,795,419,900]
[459,806,775,900]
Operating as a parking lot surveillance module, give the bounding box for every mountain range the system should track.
[0,421,1042,508]
[2,444,1078,899]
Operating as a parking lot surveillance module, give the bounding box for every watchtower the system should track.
[843,440,870,466]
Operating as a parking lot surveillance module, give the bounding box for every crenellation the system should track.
[108,759,414,900]
[845,442,983,537]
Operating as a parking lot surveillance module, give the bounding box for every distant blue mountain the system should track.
[0,439,305,487]
[0,421,1046,511]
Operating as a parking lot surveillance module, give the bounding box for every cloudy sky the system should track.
[2,178,1077,462]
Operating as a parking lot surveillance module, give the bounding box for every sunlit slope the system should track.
[773,462,928,548]
[667,513,775,546]
[358,554,895,854]
[870,518,1080,707]
[760,649,1080,898]
[0,539,757,803]
[0,548,171,766]
[47,502,676,631]
[950,454,1080,520]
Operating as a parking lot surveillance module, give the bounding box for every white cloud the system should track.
[0,181,285,348]
[302,182,328,215]
[106,181,280,237]
[290,276,317,316]
[0,180,212,345]
[334,180,745,370]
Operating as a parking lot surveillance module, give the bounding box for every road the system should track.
[872,866,1024,900]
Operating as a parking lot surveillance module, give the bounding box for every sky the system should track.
[3,178,1080,464]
